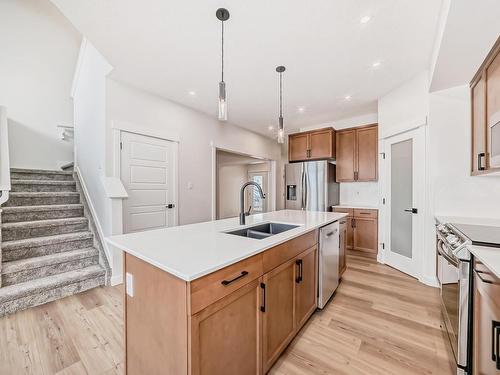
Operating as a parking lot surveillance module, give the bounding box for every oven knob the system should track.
[447,235,458,244]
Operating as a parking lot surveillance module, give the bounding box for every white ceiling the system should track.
[431,0,500,92]
[51,0,442,136]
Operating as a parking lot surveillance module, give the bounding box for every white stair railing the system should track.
[0,106,11,205]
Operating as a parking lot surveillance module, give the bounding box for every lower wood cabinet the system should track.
[124,231,320,375]
[473,259,500,375]
[261,258,296,373]
[333,207,378,258]
[191,279,261,375]
[339,219,347,277]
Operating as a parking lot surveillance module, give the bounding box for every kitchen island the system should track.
[107,209,346,375]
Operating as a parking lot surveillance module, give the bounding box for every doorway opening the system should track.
[215,149,275,220]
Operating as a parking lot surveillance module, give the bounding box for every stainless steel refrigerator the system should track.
[285,160,339,211]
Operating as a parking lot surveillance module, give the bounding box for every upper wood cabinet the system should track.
[336,124,378,182]
[471,36,500,175]
[288,128,335,162]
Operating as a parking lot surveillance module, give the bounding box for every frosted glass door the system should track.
[390,139,413,258]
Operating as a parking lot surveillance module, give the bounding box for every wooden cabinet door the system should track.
[336,130,356,182]
[353,217,378,255]
[309,129,334,160]
[288,133,309,162]
[294,246,317,329]
[339,220,347,276]
[472,74,487,173]
[473,265,500,375]
[346,217,354,250]
[356,126,378,181]
[190,279,261,375]
[261,258,296,373]
[487,50,500,169]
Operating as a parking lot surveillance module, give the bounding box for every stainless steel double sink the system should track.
[224,222,299,240]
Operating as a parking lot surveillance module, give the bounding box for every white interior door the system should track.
[383,127,424,278]
[121,131,177,233]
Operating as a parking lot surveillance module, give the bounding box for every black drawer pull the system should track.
[295,259,303,283]
[221,271,248,286]
[478,152,486,171]
[260,282,266,312]
[492,320,500,369]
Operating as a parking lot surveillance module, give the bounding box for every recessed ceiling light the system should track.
[297,106,306,113]
[344,95,352,101]
[372,61,381,68]
[268,125,274,131]
[188,90,196,96]
[360,15,371,24]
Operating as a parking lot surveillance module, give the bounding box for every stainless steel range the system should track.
[435,222,472,375]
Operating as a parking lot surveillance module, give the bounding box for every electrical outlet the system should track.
[126,272,134,297]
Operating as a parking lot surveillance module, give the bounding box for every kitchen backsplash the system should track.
[339,182,379,207]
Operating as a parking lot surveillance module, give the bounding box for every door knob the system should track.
[166,204,175,209]
[404,208,418,214]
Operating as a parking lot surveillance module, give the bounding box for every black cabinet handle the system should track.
[492,320,500,368]
[475,270,498,285]
[352,218,356,228]
[221,271,248,286]
[295,259,303,283]
[260,282,266,312]
[478,152,486,171]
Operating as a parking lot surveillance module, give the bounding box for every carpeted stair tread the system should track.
[2,217,87,230]
[2,248,99,274]
[10,168,74,175]
[0,265,105,303]
[2,231,93,250]
[9,192,80,197]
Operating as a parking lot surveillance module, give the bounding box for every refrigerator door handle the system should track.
[300,164,305,210]
[304,166,309,210]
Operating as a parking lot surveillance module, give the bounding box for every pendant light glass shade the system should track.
[218,81,227,121]
[276,66,286,144]
[277,116,284,144]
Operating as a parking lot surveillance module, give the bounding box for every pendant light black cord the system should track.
[221,20,224,82]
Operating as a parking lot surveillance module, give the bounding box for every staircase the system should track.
[0,168,106,316]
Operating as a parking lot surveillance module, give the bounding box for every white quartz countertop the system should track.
[106,210,347,282]
[470,246,500,279]
[333,204,379,210]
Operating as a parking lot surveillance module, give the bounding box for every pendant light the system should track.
[276,66,286,144]
[216,8,230,121]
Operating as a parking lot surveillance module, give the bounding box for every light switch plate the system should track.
[126,272,134,297]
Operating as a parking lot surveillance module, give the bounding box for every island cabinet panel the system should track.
[338,219,347,277]
[124,254,188,375]
[123,229,322,375]
[473,259,500,375]
[294,246,318,328]
[261,258,297,373]
[190,253,263,314]
[190,279,261,375]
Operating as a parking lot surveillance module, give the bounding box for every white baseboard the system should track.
[110,273,123,286]
[419,274,439,288]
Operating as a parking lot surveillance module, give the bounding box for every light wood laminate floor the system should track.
[0,255,455,375]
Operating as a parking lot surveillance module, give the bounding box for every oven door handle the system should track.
[437,242,458,267]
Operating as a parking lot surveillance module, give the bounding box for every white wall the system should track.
[106,79,282,225]
[430,85,500,218]
[217,165,248,219]
[378,71,429,138]
[0,0,79,170]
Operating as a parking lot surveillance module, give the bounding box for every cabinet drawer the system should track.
[353,209,378,219]
[332,207,353,216]
[190,254,263,315]
[263,230,318,273]
[474,259,500,304]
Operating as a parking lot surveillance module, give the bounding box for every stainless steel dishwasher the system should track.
[318,221,340,309]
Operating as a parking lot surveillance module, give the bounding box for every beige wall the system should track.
[217,164,248,219]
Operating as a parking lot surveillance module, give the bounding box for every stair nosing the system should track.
[2,217,88,229]
[1,204,84,212]
[2,231,93,249]
[9,192,80,197]
[10,168,73,175]
[0,265,105,302]
[11,179,76,185]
